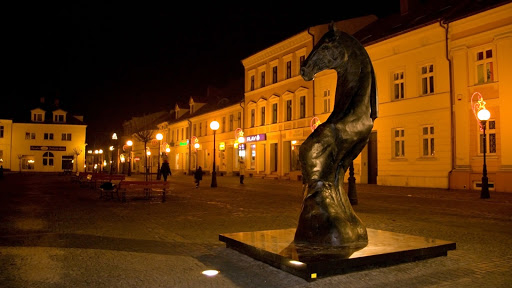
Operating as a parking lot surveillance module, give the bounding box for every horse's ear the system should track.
[328,21,337,32]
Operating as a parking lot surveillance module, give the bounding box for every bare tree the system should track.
[73,148,82,173]
[125,114,158,181]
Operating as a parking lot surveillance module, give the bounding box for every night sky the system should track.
[4,2,399,144]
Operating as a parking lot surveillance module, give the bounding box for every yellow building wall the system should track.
[366,23,452,188]
[0,119,13,170]
[11,123,86,173]
[449,3,512,192]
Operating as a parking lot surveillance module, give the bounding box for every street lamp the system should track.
[109,146,114,174]
[477,107,491,199]
[112,133,118,174]
[194,142,200,169]
[210,120,219,188]
[146,150,152,181]
[156,133,163,180]
[127,140,133,176]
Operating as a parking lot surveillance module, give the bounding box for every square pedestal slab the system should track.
[219,228,456,281]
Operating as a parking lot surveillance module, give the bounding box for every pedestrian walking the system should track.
[194,166,203,188]
[160,160,171,181]
[239,159,246,184]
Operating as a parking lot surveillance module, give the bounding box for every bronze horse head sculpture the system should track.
[294,22,378,247]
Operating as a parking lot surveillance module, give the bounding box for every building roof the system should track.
[353,0,512,45]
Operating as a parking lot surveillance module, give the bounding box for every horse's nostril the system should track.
[300,67,306,75]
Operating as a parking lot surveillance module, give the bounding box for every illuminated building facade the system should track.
[1,99,87,173]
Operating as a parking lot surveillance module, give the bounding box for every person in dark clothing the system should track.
[194,166,203,188]
[239,160,246,184]
[160,160,171,181]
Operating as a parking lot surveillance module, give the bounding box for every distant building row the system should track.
[124,1,512,193]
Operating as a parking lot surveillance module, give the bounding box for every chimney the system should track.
[400,0,420,15]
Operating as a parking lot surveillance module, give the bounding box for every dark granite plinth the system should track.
[219,228,456,281]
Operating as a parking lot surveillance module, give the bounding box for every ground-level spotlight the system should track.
[201,270,219,277]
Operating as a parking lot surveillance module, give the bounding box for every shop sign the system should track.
[245,134,266,142]
[30,146,66,151]
[219,142,225,151]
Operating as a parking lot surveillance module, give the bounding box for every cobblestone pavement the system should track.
[0,172,511,288]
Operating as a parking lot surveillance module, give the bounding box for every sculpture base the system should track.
[219,228,456,281]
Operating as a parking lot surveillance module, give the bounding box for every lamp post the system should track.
[127,140,133,176]
[156,133,163,180]
[146,150,152,181]
[477,107,491,199]
[109,146,114,174]
[210,121,219,187]
[112,133,118,174]
[194,142,200,169]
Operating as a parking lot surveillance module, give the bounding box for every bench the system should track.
[89,173,126,190]
[72,172,91,185]
[116,181,170,203]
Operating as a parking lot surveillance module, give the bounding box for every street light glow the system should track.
[210,121,219,131]
[156,133,163,140]
[477,108,490,121]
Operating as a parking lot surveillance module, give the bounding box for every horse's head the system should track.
[301,22,347,81]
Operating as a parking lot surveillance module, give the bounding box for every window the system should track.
[229,115,233,131]
[33,113,43,122]
[0,126,3,138]
[299,96,306,118]
[393,71,405,100]
[323,90,331,113]
[286,61,292,79]
[222,117,226,133]
[44,133,54,140]
[476,49,494,84]
[54,114,64,122]
[421,64,434,95]
[199,123,202,137]
[286,100,292,121]
[250,75,255,91]
[251,109,255,127]
[260,107,265,126]
[61,133,72,141]
[299,56,305,68]
[272,103,278,124]
[237,112,241,128]
[422,126,435,156]
[480,120,496,154]
[393,128,405,158]
[193,124,197,137]
[43,152,54,166]
[260,71,265,88]
[272,66,278,84]
[177,129,180,141]
[181,128,184,140]
[0,150,3,163]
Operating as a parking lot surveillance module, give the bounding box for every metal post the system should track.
[211,130,217,187]
[128,148,132,176]
[157,140,161,180]
[481,121,490,199]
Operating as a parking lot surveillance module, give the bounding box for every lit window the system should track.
[476,49,494,84]
[299,96,306,119]
[394,128,405,158]
[260,107,265,126]
[421,64,434,95]
[393,71,405,100]
[323,90,330,113]
[479,120,496,154]
[422,126,435,156]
